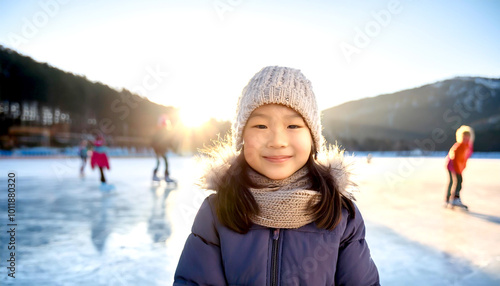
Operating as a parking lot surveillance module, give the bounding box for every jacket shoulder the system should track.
[174,194,228,285]
[339,202,367,245]
[336,202,380,285]
[191,194,220,245]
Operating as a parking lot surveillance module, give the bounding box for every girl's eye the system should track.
[254,125,267,129]
[288,125,301,129]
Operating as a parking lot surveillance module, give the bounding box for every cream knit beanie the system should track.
[233,66,323,152]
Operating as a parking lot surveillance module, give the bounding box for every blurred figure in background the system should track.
[366,153,373,164]
[445,125,474,209]
[79,139,89,177]
[90,134,114,191]
[151,114,176,184]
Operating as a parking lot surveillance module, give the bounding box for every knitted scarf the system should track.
[248,167,320,229]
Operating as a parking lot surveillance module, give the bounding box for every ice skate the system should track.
[152,174,162,182]
[451,197,468,210]
[443,197,451,208]
[164,176,177,185]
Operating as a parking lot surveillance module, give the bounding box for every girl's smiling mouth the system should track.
[263,155,292,163]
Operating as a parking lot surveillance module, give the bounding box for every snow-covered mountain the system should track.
[322,77,500,151]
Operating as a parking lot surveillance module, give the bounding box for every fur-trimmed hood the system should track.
[197,141,357,198]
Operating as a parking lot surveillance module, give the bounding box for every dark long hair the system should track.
[214,153,259,234]
[306,153,355,230]
[214,152,355,234]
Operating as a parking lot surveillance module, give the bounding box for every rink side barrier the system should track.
[0,147,158,158]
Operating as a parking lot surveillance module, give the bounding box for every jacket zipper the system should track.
[270,229,280,286]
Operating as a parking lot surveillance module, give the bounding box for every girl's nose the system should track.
[267,129,288,148]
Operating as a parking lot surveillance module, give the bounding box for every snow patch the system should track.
[463,90,482,112]
[475,78,500,90]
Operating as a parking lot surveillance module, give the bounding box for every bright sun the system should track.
[179,107,209,128]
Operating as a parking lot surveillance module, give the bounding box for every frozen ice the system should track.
[0,156,499,285]
[355,157,500,286]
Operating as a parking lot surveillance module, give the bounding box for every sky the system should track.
[1,0,499,124]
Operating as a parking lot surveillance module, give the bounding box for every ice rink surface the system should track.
[1,155,499,285]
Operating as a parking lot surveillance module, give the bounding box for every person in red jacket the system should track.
[445,125,474,209]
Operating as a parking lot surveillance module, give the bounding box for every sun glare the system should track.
[179,108,209,128]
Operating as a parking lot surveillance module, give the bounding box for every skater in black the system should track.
[151,115,175,183]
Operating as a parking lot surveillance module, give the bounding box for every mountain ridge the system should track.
[322,76,500,151]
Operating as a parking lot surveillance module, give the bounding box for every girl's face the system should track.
[242,104,313,180]
[462,133,471,143]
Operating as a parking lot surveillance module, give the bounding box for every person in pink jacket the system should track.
[90,134,114,191]
[445,125,474,209]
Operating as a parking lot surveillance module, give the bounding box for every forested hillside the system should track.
[323,77,500,151]
[0,46,229,151]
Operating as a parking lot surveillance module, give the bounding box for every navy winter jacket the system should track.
[174,194,379,285]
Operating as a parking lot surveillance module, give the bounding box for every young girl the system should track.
[174,66,379,285]
[90,134,114,191]
[445,125,474,209]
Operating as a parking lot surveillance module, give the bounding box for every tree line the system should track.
[0,46,229,153]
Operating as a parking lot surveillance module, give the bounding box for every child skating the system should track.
[78,139,89,177]
[174,66,379,285]
[151,115,176,185]
[90,134,115,192]
[445,125,474,210]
